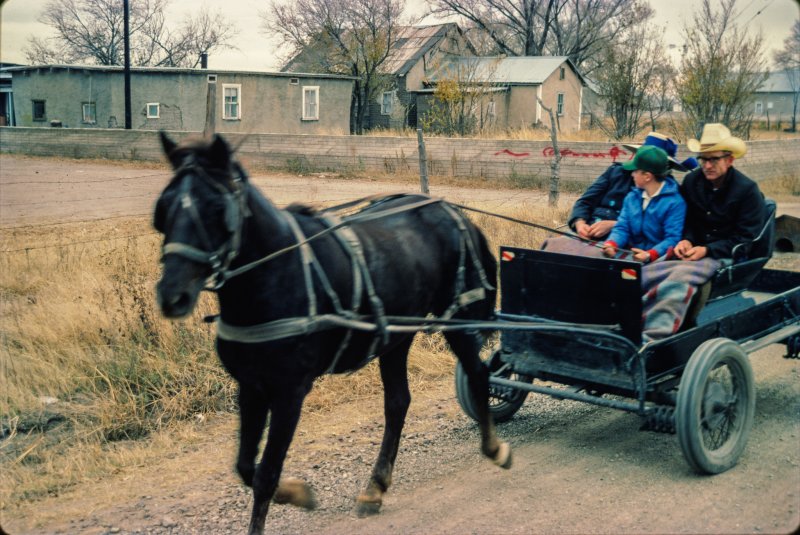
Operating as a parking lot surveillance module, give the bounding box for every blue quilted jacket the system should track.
[606,176,686,261]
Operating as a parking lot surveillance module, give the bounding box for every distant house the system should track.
[417,56,587,132]
[752,69,799,124]
[1,65,355,134]
[373,23,477,129]
[282,23,476,130]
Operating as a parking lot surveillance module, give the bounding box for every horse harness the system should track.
[161,165,494,373]
[216,198,494,374]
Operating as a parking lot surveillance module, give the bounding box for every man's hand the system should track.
[587,219,616,239]
[674,239,708,261]
[574,219,591,239]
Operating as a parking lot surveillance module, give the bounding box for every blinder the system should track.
[158,160,249,289]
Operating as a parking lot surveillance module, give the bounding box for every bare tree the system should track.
[674,0,768,139]
[426,0,561,57]
[546,0,653,77]
[420,57,501,136]
[773,20,800,132]
[425,0,652,76]
[592,24,675,139]
[263,0,410,134]
[23,0,236,68]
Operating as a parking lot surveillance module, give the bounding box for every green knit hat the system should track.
[621,145,670,176]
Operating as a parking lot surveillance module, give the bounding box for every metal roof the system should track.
[757,69,800,93]
[382,23,472,76]
[426,55,585,86]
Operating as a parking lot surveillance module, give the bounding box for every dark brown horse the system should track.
[153,132,511,534]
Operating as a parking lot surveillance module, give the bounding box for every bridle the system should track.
[160,159,249,290]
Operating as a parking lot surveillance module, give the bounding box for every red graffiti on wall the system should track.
[542,145,626,161]
[494,148,531,157]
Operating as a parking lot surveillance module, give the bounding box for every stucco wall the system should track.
[539,66,583,131]
[8,69,353,134]
[1,127,797,185]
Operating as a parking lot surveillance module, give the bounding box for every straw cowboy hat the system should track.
[622,132,697,172]
[687,123,747,159]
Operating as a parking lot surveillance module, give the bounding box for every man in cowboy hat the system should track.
[569,132,696,240]
[674,123,767,261]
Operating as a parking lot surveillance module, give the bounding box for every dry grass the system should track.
[0,203,565,513]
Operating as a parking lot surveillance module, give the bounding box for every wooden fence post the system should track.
[537,96,561,207]
[417,128,430,194]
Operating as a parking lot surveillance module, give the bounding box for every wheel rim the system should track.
[488,367,528,409]
[486,348,529,406]
[699,359,748,454]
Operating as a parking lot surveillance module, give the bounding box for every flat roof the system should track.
[0,64,357,81]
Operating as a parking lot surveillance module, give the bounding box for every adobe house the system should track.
[416,56,587,132]
[1,64,355,134]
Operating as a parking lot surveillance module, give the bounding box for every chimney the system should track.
[200,52,208,69]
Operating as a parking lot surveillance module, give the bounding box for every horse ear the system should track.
[208,134,232,169]
[159,130,180,168]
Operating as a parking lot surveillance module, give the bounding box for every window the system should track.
[755,101,763,114]
[222,84,241,120]
[767,101,773,110]
[381,91,394,115]
[559,67,565,80]
[82,102,96,123]
[147,102,160,119]
[556,93,564,115]
[290,78,299,85]
[302,86,319,120]
[32,100,46,121]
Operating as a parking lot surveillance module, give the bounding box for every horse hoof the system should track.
[492,441,512,469]
[356,496,383,517]
[273,478,317,510]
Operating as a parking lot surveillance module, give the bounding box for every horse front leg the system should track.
[356,340,413,517]
[236,384,269,487]
[248,386,311,535]
[446,330,512,469]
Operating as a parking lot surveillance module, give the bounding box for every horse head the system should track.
[154,131,248,318]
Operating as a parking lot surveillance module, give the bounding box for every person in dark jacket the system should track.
[568,132,696,240]
[674,123,767,261]
[602,146,686,263]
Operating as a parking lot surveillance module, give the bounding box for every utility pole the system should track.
[123,0,132,129]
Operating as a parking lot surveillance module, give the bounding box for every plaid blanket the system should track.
[541,236,607,258]
[640,258,722,342]
[541,236,723,342]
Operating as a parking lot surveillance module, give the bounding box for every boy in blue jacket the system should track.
[602,145,686,263]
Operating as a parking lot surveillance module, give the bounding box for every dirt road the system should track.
[2,154,799,534]
[6,344,799,535]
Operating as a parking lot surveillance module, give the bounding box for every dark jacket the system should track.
[680,166,766,259]
[568,163,632,234]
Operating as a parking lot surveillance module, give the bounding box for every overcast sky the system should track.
[0,0,797,71]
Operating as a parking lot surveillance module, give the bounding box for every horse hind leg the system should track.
[356,339,413,517]
[445,330,512,469]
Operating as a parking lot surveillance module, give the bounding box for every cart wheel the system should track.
[455,350,532,423]
[676,338,755,474]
